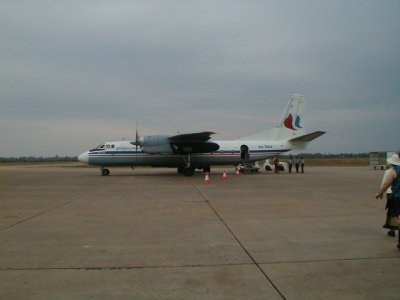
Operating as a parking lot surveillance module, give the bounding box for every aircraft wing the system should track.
[288,131,326,143]
[169,131,220,154]
[169,131,216,142]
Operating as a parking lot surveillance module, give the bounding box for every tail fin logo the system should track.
[295,115,303,128]
[284,114,296,130]
[284,114,302,130]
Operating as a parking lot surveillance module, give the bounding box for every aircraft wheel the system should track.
[101,169,110,176]
[203,166,211,173]
[183,167,194,176]
[177,166,184,174]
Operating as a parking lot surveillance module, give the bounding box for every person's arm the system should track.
[376,169,396,199]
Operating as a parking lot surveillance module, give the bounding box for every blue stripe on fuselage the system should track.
[89,149,291,157]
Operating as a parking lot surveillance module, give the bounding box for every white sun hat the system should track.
[387,154,400,166]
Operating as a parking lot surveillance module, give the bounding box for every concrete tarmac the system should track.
[0,165,399,299]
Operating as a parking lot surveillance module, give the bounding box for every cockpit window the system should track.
[90,144,106,152]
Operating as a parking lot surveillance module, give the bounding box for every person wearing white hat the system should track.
[378,162,398,237]
[376,153,400,249]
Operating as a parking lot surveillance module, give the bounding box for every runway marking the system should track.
[191,182,287,300]
[2,256,397,272]
[258,256,400,265]
[0,262,253,272]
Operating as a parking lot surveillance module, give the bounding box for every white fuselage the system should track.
[78,140,291,168]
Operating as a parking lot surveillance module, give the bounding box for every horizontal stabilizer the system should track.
[288,131,325,143]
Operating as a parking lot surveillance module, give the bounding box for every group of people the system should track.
[376,153,400,250]
[289,155,305,173]
[273,155,305,174]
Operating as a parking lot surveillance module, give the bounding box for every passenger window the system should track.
[111,145,115,148]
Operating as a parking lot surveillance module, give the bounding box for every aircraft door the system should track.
[240,145,250,161]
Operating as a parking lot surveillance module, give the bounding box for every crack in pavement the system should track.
[191,182,287,300]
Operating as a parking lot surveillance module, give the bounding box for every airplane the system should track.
[78,94,325,176]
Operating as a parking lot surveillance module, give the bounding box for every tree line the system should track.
[0,156,78,162]
[280,153,384,158]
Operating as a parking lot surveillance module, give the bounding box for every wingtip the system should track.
[202,131,218,135]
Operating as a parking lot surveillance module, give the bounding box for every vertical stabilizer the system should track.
[239,94,306,141]
[278,94,305,130]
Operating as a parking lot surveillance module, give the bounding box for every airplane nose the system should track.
[78,151,89,163]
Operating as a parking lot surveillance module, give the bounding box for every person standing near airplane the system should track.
[376,154,400,250]
[301,156,305,173]
[295,156,300,173]
[288,155,293,173]
[378,163,397,237]
[274,157,279,174]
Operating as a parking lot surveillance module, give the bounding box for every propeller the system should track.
[130,122,141,163]
[130,122,141,144]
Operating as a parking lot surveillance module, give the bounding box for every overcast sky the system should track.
[1,1,399,157]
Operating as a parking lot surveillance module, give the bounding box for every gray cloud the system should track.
[1,1,399,156]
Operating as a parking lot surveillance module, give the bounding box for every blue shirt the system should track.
[392,166,400,198]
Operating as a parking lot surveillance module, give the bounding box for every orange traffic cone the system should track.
[204,172,211,184]
[235,167,240,177]
[222,170,228,180]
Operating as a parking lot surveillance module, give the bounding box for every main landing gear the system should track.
[177,166,210,176]
[177,155,195,176]
[177,166,194,176]
[177,155,211,176]
[101,168,110,176]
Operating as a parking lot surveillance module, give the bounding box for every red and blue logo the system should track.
[284,114,303,130]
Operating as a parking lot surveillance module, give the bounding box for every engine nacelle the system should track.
[140,135,173,154]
